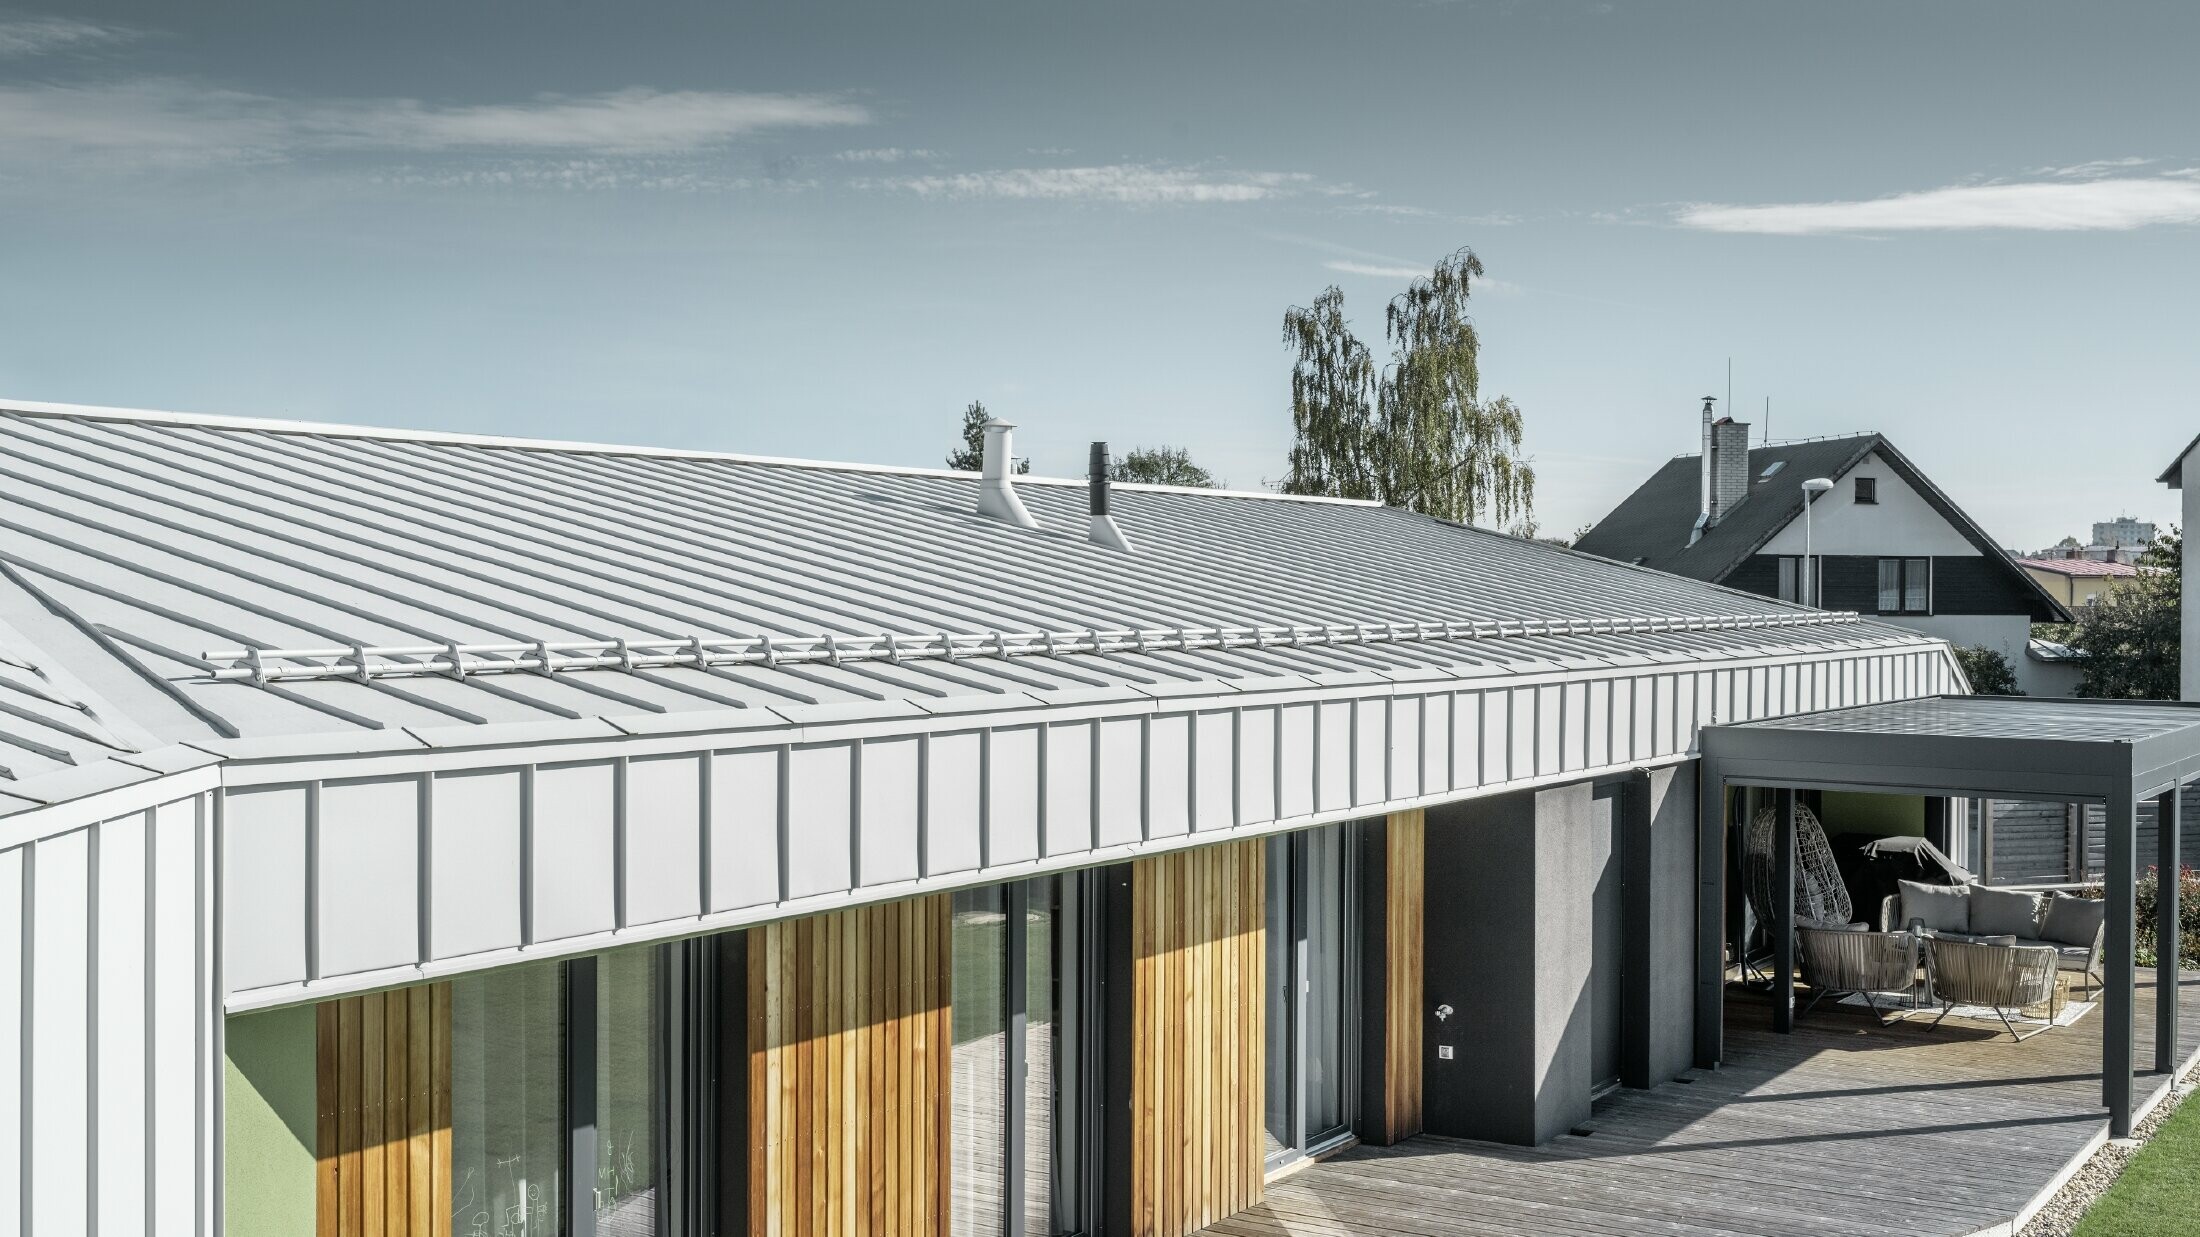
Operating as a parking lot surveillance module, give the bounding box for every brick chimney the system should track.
[1704,417,1752,527]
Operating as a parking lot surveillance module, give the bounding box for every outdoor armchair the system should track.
[1797,925,1921,1023]
[1925,938,2061,1041]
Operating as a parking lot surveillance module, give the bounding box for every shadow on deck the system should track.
[1203,973,2200,1237]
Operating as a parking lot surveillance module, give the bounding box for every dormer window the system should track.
[1855,476,1878,505]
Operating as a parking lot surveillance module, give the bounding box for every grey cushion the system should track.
[1927,930,2016,947]
[1899,879,1971,933]
[2014,939,2099,968]
[1804,919,1870,932]
[1970,884,2045,939]
[2039,893,2107,947]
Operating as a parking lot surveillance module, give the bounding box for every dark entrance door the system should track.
[1589,781,1628,1094]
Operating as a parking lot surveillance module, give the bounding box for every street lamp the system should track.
[1801,477,1834,607]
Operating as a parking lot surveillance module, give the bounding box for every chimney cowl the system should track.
[1087,440,1133,551]
[975,419,1038,529]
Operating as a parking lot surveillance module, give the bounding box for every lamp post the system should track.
[1801,477,1834,607]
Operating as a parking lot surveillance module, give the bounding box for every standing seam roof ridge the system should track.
[195,610,1869,684]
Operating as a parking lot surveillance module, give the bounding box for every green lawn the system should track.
[2074,1092,2200,1235]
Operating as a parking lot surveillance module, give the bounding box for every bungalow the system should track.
[0,399,1960,1237]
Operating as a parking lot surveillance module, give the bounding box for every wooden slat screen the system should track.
[1380,809,1426,1143]
[748,894,952,1237]
[1130,839,1265,1237]
[315,983,453,1237]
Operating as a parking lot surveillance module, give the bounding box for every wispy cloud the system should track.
[0,81,872,169]
[858,163,1334,205]
[0,15,134,58]
[833,147,938,163]
[1323,259,1425,278]
[1676,170,2200,235]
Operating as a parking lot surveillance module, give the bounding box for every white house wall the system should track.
[215,642,1961,1012]
[0,789,218,1237]
[1759,451,1981,558]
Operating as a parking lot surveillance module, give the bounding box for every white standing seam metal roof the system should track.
[0,399,1941,814]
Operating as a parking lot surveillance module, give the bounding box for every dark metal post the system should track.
[1773,788,1796,1034]
[2159,786,2182,1074]
[2106,786,2136,1137]
[1694,765,1726,1068]
[1005,881,1029,1233]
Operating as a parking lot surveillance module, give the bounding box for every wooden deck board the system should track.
[1204,974,2200,1237]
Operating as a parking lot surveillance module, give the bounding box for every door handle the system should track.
[1433,1004,1454,1022]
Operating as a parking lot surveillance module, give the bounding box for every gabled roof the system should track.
[0,399,1946,816]
[1574,432,2070,623]
[2158,432,2200,488]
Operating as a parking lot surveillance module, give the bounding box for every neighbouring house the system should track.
[2159,434,2200,703]
[0,399,1965,1237]
[2017,555,2147,613]
[1574,411,2070,694]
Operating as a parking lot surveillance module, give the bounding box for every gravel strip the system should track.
[2020,1064,2200,1236]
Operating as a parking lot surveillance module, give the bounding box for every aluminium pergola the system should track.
[1697,695,2200,1137]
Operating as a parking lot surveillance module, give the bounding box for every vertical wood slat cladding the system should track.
[749,894,952,1237]
[315,983,454,1237]
[1382,810,1426,1143]
[1131,840,1266,1237]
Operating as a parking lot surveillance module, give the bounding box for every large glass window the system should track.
[1264,824,1355,1170]
[1877,557,1930,614]
[953,877,1089,1237]
[450,961,565,1237]
[596,947,663,1236]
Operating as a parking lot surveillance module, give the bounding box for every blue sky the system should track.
[2,1,2195,550]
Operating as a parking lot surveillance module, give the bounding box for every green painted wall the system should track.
[225,1005,316,1237]
[1820,791,1926,838]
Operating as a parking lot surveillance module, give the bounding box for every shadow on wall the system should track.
[224,1004,317,1237]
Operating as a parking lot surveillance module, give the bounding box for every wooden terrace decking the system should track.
[1205,973,2200,1237]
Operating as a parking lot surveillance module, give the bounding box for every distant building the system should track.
[2093,515,2156,550]
[1576,412,2070,692]
[2015,555,2146,612]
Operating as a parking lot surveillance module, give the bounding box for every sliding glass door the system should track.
[952,874,1093,1237]
[1263,825,1356,1171]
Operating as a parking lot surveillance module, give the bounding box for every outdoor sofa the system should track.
[1881,881,2108,996]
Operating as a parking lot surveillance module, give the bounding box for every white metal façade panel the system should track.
[31,826,89,1237]
[708,748,780,912]
[1095,718,1142,847]
[0,846,20,1237]
[1278,705,1314,819]
[623,755,703,928]
[1388,698,1420,803]
[1536,684,1564,777]
[428,769,524,959]
[1452,691,1481,790]
[1042,722,1092,856]
[1353,698,1386,807]
[1316,701,1351,813]
[530,762,617,943]
[95,809,149,1237]
[1421,694,1449,795]
[1561,682,1588,773]
[924,732,983,876]
[1236,708,1275,826]
[1508,688,1534,783]
[1586,681,1611,769]
[857,737,920,884]
[148,797,201,1237]
[1146,716,1189,839]
[987,727,1041,864]
[784,744,854,899]
[315,777,422,978]
[1192,711,1233,832]
[221,785,309,991]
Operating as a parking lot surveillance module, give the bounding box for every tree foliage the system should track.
[1110,445,1218,488]
[2070,530,2181,700]
[946,400,1028,473]
[1953,645,2024,696]
[1280,248,1534,526]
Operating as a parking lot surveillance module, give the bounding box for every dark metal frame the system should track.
[1696,695,2200,1137]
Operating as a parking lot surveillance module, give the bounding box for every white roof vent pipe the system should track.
[1088,442,1134,552]
[975,418,1038,529]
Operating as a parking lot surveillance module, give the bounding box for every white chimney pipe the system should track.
[976,418,1038,529]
